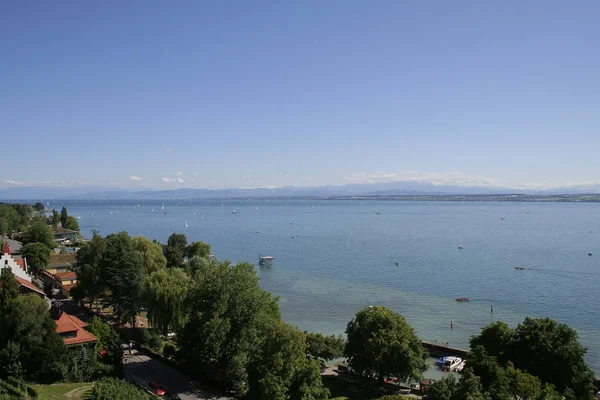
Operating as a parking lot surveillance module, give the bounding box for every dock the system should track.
[259,255,275,266]
[421,341,469,358]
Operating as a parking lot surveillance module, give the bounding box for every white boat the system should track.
[436,356,465,372]
[185,220,188,228]
[232,209,236,214]
[458,245,464,249]
[161,205,164,210]
[193,212,196,216]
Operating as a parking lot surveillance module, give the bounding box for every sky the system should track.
[1,1,599,190]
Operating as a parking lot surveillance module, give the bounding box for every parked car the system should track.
[148,381,166,396]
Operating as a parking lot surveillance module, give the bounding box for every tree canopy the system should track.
[144,267,190,334]
[52,210,60,228]
[74,232,107,310]
[89,377,154,400]
[186,240,211,259]
[0,203,33,235]
[63,215,80,231]
[165,233,187,267]
[33,202,45,212]
[468,317,595,400]
[344,306,427,384]
[305,332,345,361]
[132,236,167,276]
[21,243,51,275]
[179,260,281,395]
[102,232,143,326]
[22,222,55,250]
[60,207,68,228]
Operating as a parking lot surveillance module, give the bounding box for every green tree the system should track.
[186,255,209,276]
[178,260,280,394]
[132,236,167,276]
[247,321,329,400]
[52,210,60,228]
[90,377,154,400]
[103,232,143,326]
[33,202,45,212]
[22,221,55,249]
[344,306,427,384]
[0,204,20,235]
[74,233,107,311]
[305,332,345,361]
[425,369,489,400]
[60,207,68,227]
[165,233,187,267]
[86,317,123,375]
[144,267,190,334]
[186,240,211,259]
[512,317,595,400]
[63,216,80,231]
[0,269,19,312]
[0,295,66,382]
[21,243,51,276]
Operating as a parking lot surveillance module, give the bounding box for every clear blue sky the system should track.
[2,1,599,190]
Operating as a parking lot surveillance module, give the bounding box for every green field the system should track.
[33,382,93,400]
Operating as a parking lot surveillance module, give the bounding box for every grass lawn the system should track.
[33,382,93,400]
[324,375,414,400]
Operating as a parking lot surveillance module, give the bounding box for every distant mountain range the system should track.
[1,181,600,200]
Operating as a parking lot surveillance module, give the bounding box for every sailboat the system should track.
[185,220,188,228]
[232,209,237,214]
[193,212,196,216]
[161,205,164,210]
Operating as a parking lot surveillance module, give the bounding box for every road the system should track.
[123,349,232,400]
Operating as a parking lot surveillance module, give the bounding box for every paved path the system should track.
[123,349,232,400]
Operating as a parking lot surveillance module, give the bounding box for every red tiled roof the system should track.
[14,277,45,296]
[15,258,27,273]
[55,271,77,280]
[54,312,98,345]
[3,243,10,255]
[61,282,77,292]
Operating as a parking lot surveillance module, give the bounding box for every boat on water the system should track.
[455,297,470,302]
[185,220,188,228]
[458,245,464,249]
[436,356,465,372]
[232,209,236,214]
[515,266,525,270]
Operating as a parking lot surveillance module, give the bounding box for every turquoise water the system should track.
[53,199,600,373]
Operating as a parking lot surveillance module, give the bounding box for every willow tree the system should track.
[144,268,190,334]
[133,236,167,276]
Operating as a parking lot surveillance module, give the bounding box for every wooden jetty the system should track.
[259,255,275,266]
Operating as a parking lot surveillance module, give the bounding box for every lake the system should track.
[50,199,600,373]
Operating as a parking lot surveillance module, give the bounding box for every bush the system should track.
[89,377,154,400]
[162,343,176,359]
[140,329,163,352]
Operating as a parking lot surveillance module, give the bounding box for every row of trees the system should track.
[0,203,34,236]
[72,231,597,400]
[0,269,121,384]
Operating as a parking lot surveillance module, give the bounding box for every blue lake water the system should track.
[51,199,600,373]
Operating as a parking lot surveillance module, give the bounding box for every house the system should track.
[40,269,78,297]
[1,243,30,282]
[52,227,78,244]
[51,302,98,346]
[46,253,77,274]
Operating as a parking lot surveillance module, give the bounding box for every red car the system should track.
[148,381,166,396]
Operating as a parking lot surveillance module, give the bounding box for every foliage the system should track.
[102,232,143,326]
[86,317,123,375]
[186,255,209,276]
[140,328,163,352]
[74,232,106,310]
[33,202,45,212]
[144,267,190,334]
[305,332,345,361]
[60,207,68,228]
[22,221,55,249]
[89,377,154,400]
[165,233,187,267]
[0,270,19,313]
[162,342,177,359]
[468,317,595,400]
[0,203,33,235]
[21,243,51,275]
[179,260,281,394]
[132,236,167,276]
[0,294,66,383]
[425,369,489,400]
[344,306,427,384]
[52,210,60,228]
[186,240,211,259]
[247,321,329,400]
[63,216,80,231]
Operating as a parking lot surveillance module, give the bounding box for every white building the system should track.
[1,243,31,282]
